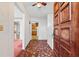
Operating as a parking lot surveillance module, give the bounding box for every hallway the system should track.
[0,2,79,57]
[17,40,53,57]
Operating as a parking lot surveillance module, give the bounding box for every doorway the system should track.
[32,23,38,40]
[14,5,25,56]
[14,22,20,40]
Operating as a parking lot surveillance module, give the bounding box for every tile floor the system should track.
[17,40,53,57]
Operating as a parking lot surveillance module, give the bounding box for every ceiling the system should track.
[23,2,53,19]
[14,5,23,18]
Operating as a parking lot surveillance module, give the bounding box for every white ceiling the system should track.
[23,2,53,19]
[14,5,23,18]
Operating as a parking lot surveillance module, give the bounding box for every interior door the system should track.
[32,23,38,40]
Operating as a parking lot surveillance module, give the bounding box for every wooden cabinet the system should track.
[53,2,79,57]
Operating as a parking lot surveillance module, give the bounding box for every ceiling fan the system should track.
[32,2,47,8]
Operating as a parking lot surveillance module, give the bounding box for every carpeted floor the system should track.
[17,40,53,57]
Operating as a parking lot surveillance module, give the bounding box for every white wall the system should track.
[16,2,31,47]
[0,2,31,57]
[47,14,54,49]
[0,3,14,57]
[24,13,31,47]
[15,3,31,48]
[14,5,25,49]
[31,17,48,40]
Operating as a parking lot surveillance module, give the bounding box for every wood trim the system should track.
[54,2,59,14]
[60,2,69,11]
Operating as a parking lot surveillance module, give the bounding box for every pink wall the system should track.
[14,40,22,56]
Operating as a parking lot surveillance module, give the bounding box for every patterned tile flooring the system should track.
[17,40,53,57]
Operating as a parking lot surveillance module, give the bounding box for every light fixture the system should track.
[36,3,42,8]
[32,2,47,8]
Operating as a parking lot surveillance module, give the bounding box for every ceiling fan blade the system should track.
[41,2,47,6]
[32,3,37,6]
